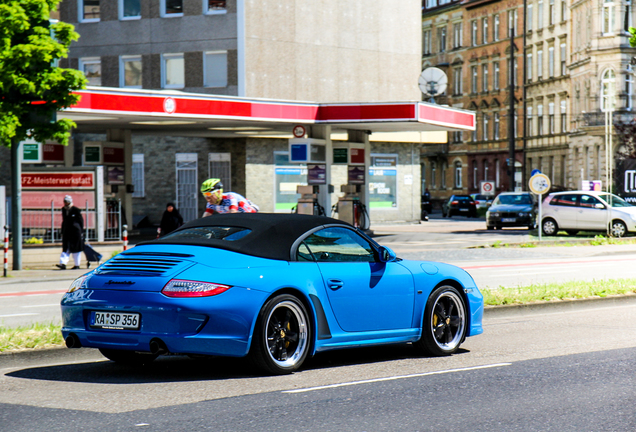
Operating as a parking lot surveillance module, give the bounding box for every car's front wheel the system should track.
[99,348,157,366]
[542,218,558,236]
[415,285,467,356]
[611,220,628,238]
[250,294,311,375]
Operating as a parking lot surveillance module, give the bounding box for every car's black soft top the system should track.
[141,213,352,261]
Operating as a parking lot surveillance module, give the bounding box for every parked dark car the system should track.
[442,195,477,218]
[486,192,537,230]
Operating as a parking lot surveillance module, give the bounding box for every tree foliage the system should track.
[0,0,86,147]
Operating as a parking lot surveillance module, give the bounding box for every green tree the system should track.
[0,0,86,146]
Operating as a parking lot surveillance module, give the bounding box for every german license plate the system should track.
[91,311,140,330]
[459,208,468,211]
[502,218,516,222]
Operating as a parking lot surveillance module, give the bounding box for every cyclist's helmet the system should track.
[201,178,223,200]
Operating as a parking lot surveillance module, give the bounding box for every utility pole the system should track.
[508,22,516,192]
[10,137,22,270]
[522,0,528,190]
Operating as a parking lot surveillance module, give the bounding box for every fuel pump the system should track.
[295,185,325,216]
[336,185,368,228]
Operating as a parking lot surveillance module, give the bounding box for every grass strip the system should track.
[482,278,636,306]
[0,323,64,353]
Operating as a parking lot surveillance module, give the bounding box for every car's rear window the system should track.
[455,197,472,201]
[161,226,252,241]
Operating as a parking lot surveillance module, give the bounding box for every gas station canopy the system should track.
[61,87,475,137]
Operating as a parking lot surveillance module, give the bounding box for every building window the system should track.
[549,0,555,25]
[527,52,533,81]
[482,17,489,44]
[495,159,500,187]
[484,160,490,181]
[561,0,567,21]
[560,100,567,132]
[494,113,500,139]
[625,1,633,31]
[472,20,478,46]
[205,0,227,14]
[507,10,518,37]
[483,115,489,140]
[472,66,478,93]
[455,162,462,188]
[626,66,634,110]
[548,46,555,77]
[482,64,489,92]
[472,127,477,142]
[423,29,432,55]
[453,67,463,95]
[132,154,145,198]
[548,102,555,134]
[162,0,183,17]
[603,0,615,34]
[453,23,463,48]
[537,104,544,135]
[537,49,543,79]
[560,43,566,75]
[120,55,142,88]
[120,0,140,19]
[162,53,185,89]
[439,27,447,52]
[527,4,533,31]
[431,162,437,188]
[441,163,447,189]
[494,14,500,41]
[527,106,533,136]
[79,57,101,86]
[473,160,478,189]
[204,51,228,88]
[426,0,436,8]
[494,62,500,90]
[538,0,544,28]
[79,0,100,22]
[601,69,616,111]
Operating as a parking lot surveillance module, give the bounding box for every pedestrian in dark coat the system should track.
[158,203,184,237]
[56,195,84,270]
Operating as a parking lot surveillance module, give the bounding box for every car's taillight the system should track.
[470,202,476,205]
[451,201,458,205]
[161,279,232,298]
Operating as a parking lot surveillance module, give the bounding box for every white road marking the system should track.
[282,363,512,394]
[21,304,60,308]
[0,313,39,318]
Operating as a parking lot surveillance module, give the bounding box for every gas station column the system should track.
[347,130,371,215]
[308,125,333,214]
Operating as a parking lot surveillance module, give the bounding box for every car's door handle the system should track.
[328,279,344,290]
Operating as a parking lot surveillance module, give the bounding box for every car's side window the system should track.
[580,195,602,209]
[303,227,376,262]
[297,242,315,261]
[552,194,578,207]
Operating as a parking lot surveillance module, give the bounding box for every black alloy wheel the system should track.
[415,285,467,356]
[251,294,311,375]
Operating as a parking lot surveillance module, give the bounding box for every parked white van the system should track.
[541,191,636,237]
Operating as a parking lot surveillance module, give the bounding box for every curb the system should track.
[483,292,636,316]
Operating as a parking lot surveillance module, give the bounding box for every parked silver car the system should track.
[541,191,636,237]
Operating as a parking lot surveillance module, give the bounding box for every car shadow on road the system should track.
[6,345,471,383]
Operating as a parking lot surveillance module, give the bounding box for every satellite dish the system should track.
[418,67,448,103]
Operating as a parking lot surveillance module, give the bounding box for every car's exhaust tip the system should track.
[65,334,81,349]
[149,338,168,355]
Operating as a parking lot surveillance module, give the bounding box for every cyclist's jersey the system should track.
[204,192,259,215]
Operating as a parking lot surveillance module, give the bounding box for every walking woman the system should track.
[56,195,84,270]
[158,202,184,237]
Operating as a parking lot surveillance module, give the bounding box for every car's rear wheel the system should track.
[565,230,579,236]
[611,220,628,238]
[99,348,157,366]
[250,294,311,375]
[415,285,467,356]
[542,218,558,236]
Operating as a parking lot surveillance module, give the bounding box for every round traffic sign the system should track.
[529,173,551,195]
[292,125,306,138]
[483,182,493,192]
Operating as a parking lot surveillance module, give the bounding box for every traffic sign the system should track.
[529,173,551,195]
[480,180,495,196]
[530,169,541,177]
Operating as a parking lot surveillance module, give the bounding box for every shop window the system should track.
[204,51,228,88]
[162,53,185,89]
[132,154,145,198]
[274,151,307,212]
[369,154,398,209]
[79,57,101,86]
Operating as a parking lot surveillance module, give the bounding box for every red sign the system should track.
[22,172,95,189]
[350,148,365,164]
[22,191,95,209]
[42,144,65,163]
[103,146,124,164]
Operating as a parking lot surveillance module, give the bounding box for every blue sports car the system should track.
[61,214,483,375]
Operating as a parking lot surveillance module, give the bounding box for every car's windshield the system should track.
[597,194,633,208]
[493,194,533,205]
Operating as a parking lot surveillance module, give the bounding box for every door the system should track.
[175,153,198,223]
[548,193,579,229]
[577,194,607,230]
[302,226,415,332]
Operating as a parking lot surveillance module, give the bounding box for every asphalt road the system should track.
[2,297,636,431]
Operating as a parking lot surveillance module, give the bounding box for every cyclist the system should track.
[200,178,259,217]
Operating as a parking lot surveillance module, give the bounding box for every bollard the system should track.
[122,224,128,251]
[3,226,9,277]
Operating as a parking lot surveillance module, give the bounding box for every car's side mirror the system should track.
[595,203,605,209]
[378,246,397,262]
